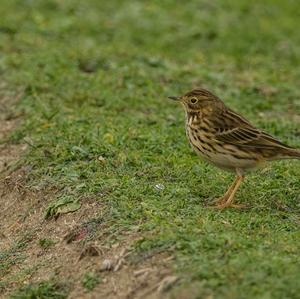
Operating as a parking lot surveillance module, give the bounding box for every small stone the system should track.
[100,259,114,271]
[98,156,105,163]
[154,183,165,191]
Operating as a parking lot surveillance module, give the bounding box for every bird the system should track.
[168,88,300,209]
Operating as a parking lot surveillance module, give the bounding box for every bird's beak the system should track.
[168,96,181,101]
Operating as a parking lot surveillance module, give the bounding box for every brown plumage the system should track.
[169,88,300,208]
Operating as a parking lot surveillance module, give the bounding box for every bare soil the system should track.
[0,89,178,299]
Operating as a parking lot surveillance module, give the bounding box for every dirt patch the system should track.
[0,88,177,299]
[0,179,176,298]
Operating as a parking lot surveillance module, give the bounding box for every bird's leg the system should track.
[212,176,240,205]
[215,174,245,209]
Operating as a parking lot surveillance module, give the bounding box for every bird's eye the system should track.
[190,97,198,104]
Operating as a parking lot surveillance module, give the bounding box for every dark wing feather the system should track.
[215,109,292,150]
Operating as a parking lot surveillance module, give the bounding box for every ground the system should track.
[1,1,300,298]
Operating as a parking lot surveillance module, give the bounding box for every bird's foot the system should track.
[211,196,227,205]
[213,202,247,209]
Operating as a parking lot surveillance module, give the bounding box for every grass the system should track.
[9,281,68,299]
[81,272,101,292]
[0,232,39,294]
[0,233,34,278]
[1,0,300,298]
[38,238,55,249]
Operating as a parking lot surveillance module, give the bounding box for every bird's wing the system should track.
[216,127,282,148]
[215,109,290,149]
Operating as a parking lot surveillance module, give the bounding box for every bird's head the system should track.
[168,88,220,113]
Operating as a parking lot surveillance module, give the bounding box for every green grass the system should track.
[9,281,68,299]
[81,272,101,292]
[1,0,300,298]
[38,238,55,249]
[0,233,34,279]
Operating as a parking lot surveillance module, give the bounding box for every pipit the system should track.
[169,88,300,209]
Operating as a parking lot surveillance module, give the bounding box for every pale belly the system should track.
[187,126,260,171]
[192,144,259,171]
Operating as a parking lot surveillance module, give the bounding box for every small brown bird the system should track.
[169,88,300,209]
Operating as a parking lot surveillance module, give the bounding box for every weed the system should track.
[9,281,68,299]
[81,272,100,292]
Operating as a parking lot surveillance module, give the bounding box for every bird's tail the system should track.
[284,148,300,159]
